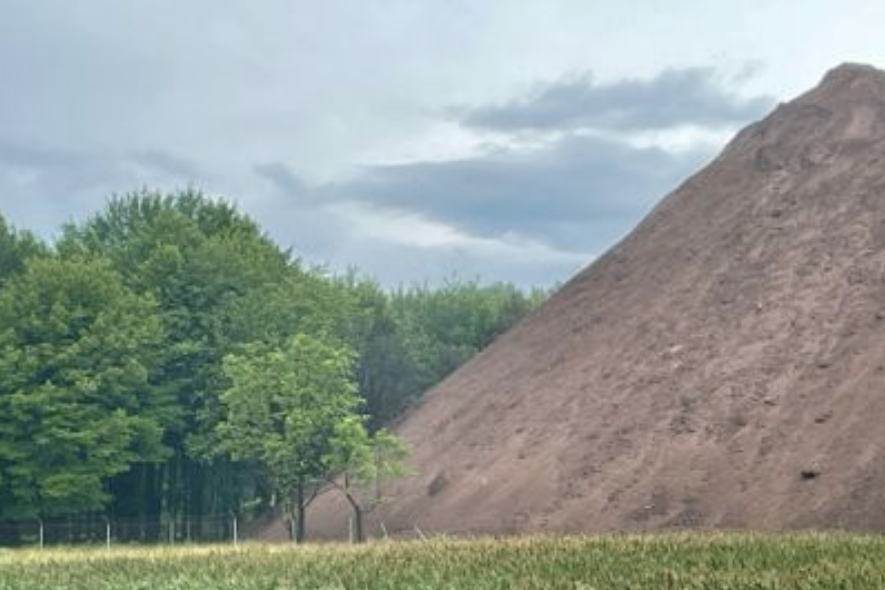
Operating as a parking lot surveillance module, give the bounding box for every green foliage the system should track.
[0,214,46,288]
[3,534,885,589]
[218,334,361,495]
[216,333,398,542]
[325,417,409,492]
[0,190,546,525]
[0,257,165,518]
[57,190,317,523]
[324,415,410,539]
[355,279,548,426]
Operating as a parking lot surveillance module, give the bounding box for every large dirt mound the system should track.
[313,63,885,537]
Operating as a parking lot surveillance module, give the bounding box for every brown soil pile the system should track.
[311,63,885,537]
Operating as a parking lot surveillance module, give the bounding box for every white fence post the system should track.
[38,519,44,550]
[414,524,427,541]
[232,514,238,546]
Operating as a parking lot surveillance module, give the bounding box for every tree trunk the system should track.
[352,503,364,544]
[341,486,365,544]
[293,483,306,543]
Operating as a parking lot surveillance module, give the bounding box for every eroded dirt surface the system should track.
[304,63,885,539]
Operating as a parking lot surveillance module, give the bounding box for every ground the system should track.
[1,532,885,589]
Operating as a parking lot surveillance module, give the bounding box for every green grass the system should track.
[1,533,884,589]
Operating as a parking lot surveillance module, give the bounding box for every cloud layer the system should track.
[246,68,773,284]
[0,2,788,286]
[260,134,714,253]
[458,68,773,132]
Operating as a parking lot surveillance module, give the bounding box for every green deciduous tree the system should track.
[217,333,362,542]
[323,416,409,543]
[58,190,308,531]
[0,191,545,535]
[0,213,46,289]
[0,256,166,519]
[349,279,550,425]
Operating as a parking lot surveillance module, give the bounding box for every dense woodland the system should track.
[0,191,547,538]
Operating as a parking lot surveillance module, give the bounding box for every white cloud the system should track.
[330,200,590,264]
[619,125,739,154]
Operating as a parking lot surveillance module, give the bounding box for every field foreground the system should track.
[1,533,884,590]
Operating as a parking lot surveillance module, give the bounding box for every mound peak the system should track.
[816,62,885,98]
[722,63,885,173]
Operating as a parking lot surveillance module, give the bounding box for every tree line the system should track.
[0,190,547,541]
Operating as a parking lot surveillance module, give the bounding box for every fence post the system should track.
[105,518,111,551]
[232,514,238,546]
[169,521,174,545]
[414,524,427,541]
[348,516,354,544]
[37,519,44,550]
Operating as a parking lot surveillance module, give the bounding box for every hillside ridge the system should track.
[309,63,885,537]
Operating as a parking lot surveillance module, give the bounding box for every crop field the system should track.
[1,533,884,590]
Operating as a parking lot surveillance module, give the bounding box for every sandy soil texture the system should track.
[303,63,885,538]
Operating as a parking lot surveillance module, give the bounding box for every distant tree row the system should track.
[0,191,548,539]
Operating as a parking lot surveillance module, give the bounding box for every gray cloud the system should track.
[132,151,202,180]
[255,162,310,198]
[304,133,712,251]
[458,67,775,132]
[0,142,207,236]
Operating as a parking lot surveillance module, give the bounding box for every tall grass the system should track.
[1,532,884,589]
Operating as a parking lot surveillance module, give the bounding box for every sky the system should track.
[2,1,884,287]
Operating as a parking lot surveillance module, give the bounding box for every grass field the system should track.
[1,533,885,589]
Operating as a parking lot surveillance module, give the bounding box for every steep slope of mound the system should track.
[311,63,885,537]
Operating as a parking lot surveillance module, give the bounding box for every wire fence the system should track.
[0,515,245,549]
[0,513,468,548]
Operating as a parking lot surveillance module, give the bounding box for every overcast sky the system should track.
[2,1,884,287]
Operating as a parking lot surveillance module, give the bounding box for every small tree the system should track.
[323,416,409,543]
[218,333,360,542]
